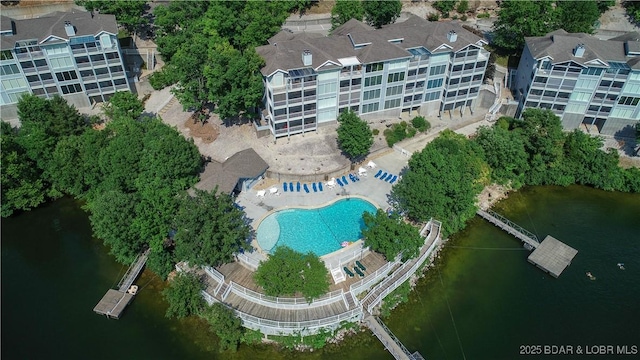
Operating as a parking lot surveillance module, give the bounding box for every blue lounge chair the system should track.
[385,173,393,182]
[283,183,287,192]
[342,175,348,184]
[380,172,387,180]
[349,174,356,182]
[297,182,301,192]
[374,169,382,178]
[318,182,323,191]
[303,183,310,193]
[390,175,398,184]
[343,267,354,278]
[337,178,344,186]
[356,260,367,272]
[312,183,317,192]
[289,182,294,192]
[354,266,364,278]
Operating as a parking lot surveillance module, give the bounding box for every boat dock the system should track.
[477,209,577,277]
[94,249,149,319]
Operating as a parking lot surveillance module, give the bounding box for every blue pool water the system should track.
[257,198,377,257]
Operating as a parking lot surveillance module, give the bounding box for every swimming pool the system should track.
[257,198,377,257]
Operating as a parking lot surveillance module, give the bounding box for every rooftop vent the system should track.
[574,44,585,58]
[64,21,76,36]
[302,49,312,66]
[447,30,457,43]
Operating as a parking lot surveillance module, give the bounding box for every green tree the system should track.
[331,0,364,30]
[363,0,402,28]
[557,0,601,33]
[492,0,558,52]
[254,246,330,302]
[75,0,148,33]
[597,0,615,13]
[362,209,424,261]
[433,0,457,15]
[0,122,46,217]
[456,0,469,14]
[474,125,529,188]
[173,189,252,268]
[200,303,243,352]
[336,110,373,161]
[163,272,205,319]
[411,116,431,132]
[391,130,488,237]
[102,91,144,120]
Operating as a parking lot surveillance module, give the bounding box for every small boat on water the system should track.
[341,241,352,248]
[586,272,596,280]
[127,284,139,295]
[617,263,625,270]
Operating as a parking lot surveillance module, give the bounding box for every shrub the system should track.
[461,14,468,21]
[383,121,418,147]
[452,15,458,20]
[456,0,469,14]
[477,12,490,19]
[411,116,431,132]
[427,12,439,22]
[372,128,380,136]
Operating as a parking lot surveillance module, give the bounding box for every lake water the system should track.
[2,186,639,359]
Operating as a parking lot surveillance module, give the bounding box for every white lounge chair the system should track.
[367,161,377,169]
[326,177,336,188]
[256,190,266,198]
[269,187,279,196]
[358,167,367,176]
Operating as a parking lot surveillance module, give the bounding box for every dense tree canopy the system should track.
[331,0,364,30]
[200,303,244,352]
[163,272,206,319]
[254,246,330,302]
[392,130,488,237]
[102,91,144,120]
[362,209,424,261]
[363,0,402,28]
[152,1,301,120]
[474,124,529,188]
[75,0,148,33]
[173,189,252,268]
[493,0,614,52]
[336,110,373,161]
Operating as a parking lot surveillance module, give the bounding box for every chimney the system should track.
[64,21,76,36]
[302,49,312,66]
[447,30,457,43]
[574,44,585,58]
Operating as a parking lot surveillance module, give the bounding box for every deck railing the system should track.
[350,259,400,296]
[228,282,346,309]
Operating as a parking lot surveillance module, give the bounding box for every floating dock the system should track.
[93,289,134,319]
[528,236,578,278]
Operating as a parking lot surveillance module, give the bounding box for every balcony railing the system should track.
[274,100,286,107]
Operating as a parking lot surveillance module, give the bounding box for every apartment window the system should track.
[105,52,119,60]
[1,78,27,89]
[408,69,417,76]
[364,75,382,87]
[427,78,443,89]
[109,65,122,73]
[27,75,40,83]
[363,89,381,101]
[558,92,570,99]
[599,80,612,87]
[40,73,53,81]
[415,81,425,89]
[32,88,46,96]
[576,78,597,89]
[565,103,587,113]
[625,83,640,95]
[446,91,456,98]
[55,71,78,82]
[611,108,634,118]
[553,104,566,111]
[1,50,13,60]
[361,102,379,113]
[113,78,127,86]
[90,54,105,62]
[581,67,604,76]
[612,81,624,88]
[340,80,350,88]
[458,88,468,96]
[452,64,463,72]
[413,94,423,101]
[406,82,415,90]
[425,91,440,101]
[365,62,384,72]
[594,92,605,100]
[384,98,401,109]
[404,96,413,103]
[534,76,547,84]
[318,82,337,94]
[475,61,487,69]
[570,91,592,102]
[589,105,600,112]
[473,74,483,81]
[600,106,611,113]
[450,78,460,85]
[75,56,90,64]
[99,80,113,88]
[464,63,474,70]
[0,64,20,75]
[80,69,94,77]
[531,89,543,96]
[429,65,446,76]
[60,83,83,94]
[385,85,403,97]
[20,61,34,69]
[33,59,47,67]
[607,94,618,101]
[351,78,361,86]
[461,76,471,83]
[618,96,640,106]
[45,86,58,94]
[543,90,557,98]
[50,57,74,69]
[418,67,428,75]
[548,77,562,86]
[85,83,98,90]
[94,67,109,76]
[387,72,405,83]
[304,89,316,97]
[469,87,479,94]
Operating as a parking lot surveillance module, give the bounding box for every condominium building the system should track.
[512,29,640,136]
[255,15,489,138]
[0,11,131,119]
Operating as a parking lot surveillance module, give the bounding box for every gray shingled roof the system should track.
[256,15,486,76]
[1,10,117,50]
[525,30,640,69]
[193,148,268,194]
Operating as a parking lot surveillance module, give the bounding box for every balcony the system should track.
[115,84,129,91]
[111,71,125,78]
[92,60,106,66]
[86,88,101,95]
[274,114,287,121]
[107,57,121,64]
[97,73,112,80]
[22,67,37,74]
[274,100,287,107]
[72,48,87,55]
[83,75,96,82]
[304,109,316,116]
[288,97,302,104]
[16,53,30,60]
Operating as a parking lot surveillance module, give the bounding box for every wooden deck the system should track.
[528,236,578,278]
[216,251,389,294]
[93,289,134,319]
